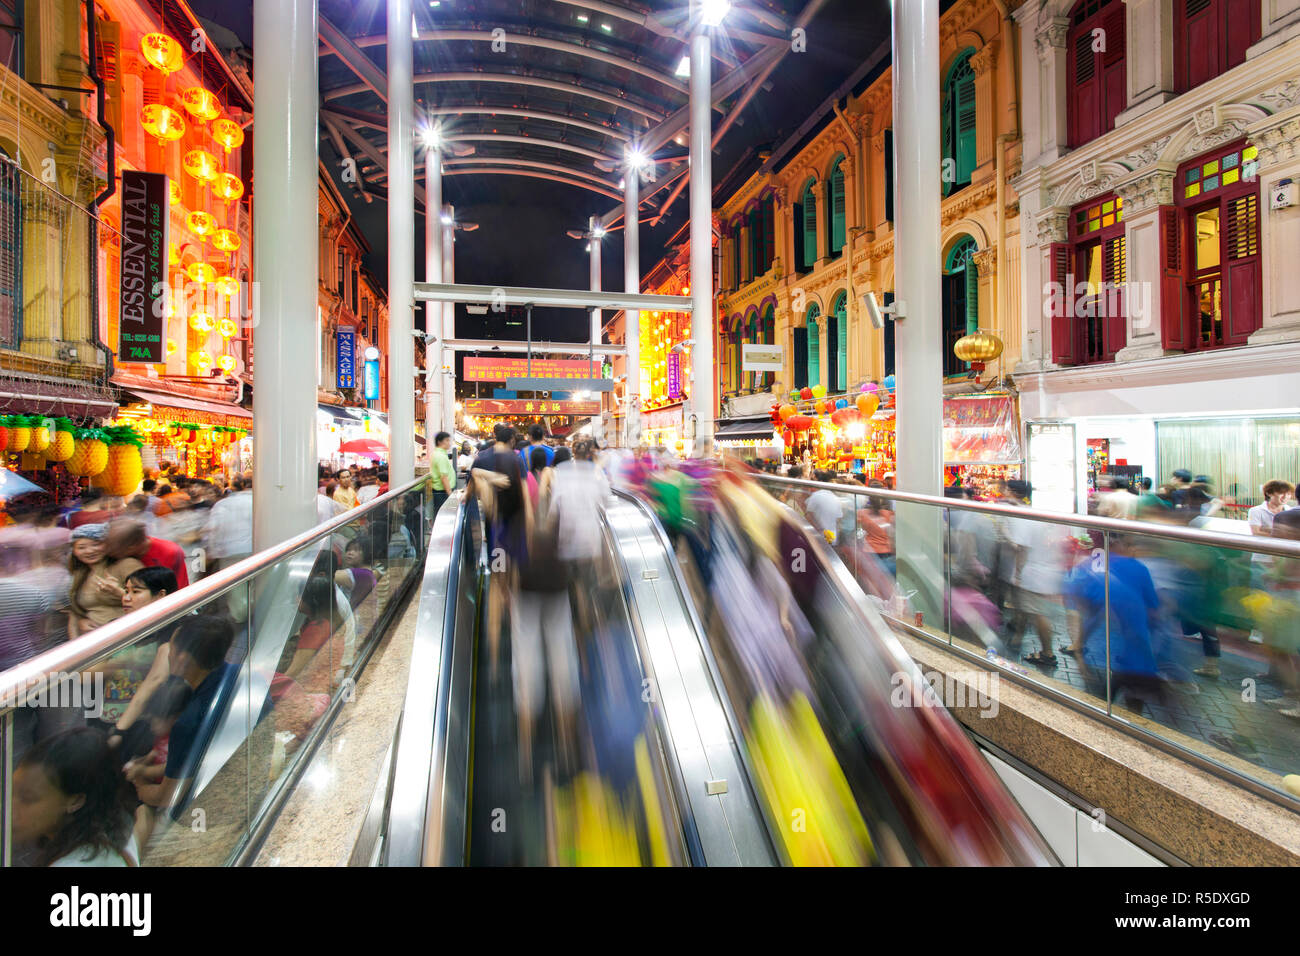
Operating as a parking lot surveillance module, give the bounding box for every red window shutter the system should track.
[1225,0,1260,72]
[1048,243,1077,366]
[1101,5,1127,132]
[1069,27,1099,146]
[1159,206,1189,349]
[1222,192,1261,344]
[1101,235,1127,359]
[1181,0,1220,91]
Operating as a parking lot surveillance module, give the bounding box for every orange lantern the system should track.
[140,33,183,75]
[211,229,241,253]
[183,148,219,182]
[140,104,186,144]
[856,392,880,417]
[778,403,796,422]
[180,87,221,123]
[186,210,216,238]
[189,311,215,333]
[215,275,240,297]
[211,119,245,155]
[186,261,216,284]
[210,172,244,203]
[217,317,238,338]
[217,354,237,373]
[168,178,182,207]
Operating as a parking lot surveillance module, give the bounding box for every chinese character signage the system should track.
[464,357,600,382]
[337,328,356,388]
[462,399,602,415]
[667,352,682,399]
[118,170,169,364]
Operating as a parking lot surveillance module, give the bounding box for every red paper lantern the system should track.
[831,407,861,428]
[782,428,794,446]
[799,387,813,401]
[786,414,816,431]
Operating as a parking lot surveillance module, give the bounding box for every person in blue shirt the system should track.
[518,424,554,472]
[132,615,237,811]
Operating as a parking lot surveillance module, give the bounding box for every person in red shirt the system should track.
[104,519,190,589]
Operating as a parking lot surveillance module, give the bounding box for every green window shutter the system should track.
[956,70,977,185]
[831,164,846,253]
[792,201,804,271]
[836,297,848,388]
[807,311,820,387]
[965,255,979,333]
[942,89,954,196]
[803,188,818,265]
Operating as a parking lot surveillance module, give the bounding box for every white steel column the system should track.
[424,132,442,451]
[892,0,943,622]
[688,10,714,452]
[252,0,318,550]
[622,178,640,448]
[387,0,415,483]
[442,206,455,430]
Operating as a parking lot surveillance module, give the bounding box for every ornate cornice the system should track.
[1247,106,1300,170]
[1115,168,1175,212]
[941,179,998,228]
[1255,79,1300,114]
[1034,208,1069,246]
[1035,18,1069,63]
[941,0,994,45]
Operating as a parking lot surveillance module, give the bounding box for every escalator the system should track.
[382,465,1055,866]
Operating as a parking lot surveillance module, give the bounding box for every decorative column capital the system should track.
[1247,105,1300,172]
[1034,207,1069,246]
[970,247,997,276]
[1035,18,1069,63]
[970,39,998,78]
[1115,167,1176,213]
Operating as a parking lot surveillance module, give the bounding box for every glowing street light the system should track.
[701,0,730,27]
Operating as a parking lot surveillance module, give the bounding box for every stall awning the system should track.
[0,381,118,419]
[714,416,775,441]
[124,388,251,421]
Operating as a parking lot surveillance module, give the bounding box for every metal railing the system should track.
[756,474,1300,808]
[1,477,429,867]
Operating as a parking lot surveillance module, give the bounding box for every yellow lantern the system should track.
[169,178,182,207]
[166,338,178,357]
[217,317,238,338]
[140,104,186,144]
[211,229,240,253]
[217,354,237,373]
[183,148,219,182]
[140,33,183,75]
[211,118,245,155]
[186,261,216,284]
[189,311,215,333]
[187,210,217,238]
[215,275,240,297]
[169,242,180,266]
[180,86,221,123]
[190,350,212,371]
[210,172,244,203]
[952,330,1004,372]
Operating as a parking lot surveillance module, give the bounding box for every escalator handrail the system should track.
[610,488,783,866]
[383,491,472,866]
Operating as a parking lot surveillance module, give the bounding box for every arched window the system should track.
[806,303,821,388]
[761,303,776,388]
[942,51,976,196]
[1175,0,1259,93]
[826,157,846,257]
[942,237,978,376]
[747,206,762,281]
[760,193,776,274]
[0,152,23,349]
[828,291,848,392]
[1068,0,1127,148]
[723,316,743,393]
[795,179,817,272]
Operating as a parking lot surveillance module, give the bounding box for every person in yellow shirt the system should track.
[332,476,359,510]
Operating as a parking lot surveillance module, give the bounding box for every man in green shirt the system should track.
[430,431,456,517]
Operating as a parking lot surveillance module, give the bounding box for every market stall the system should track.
[117,390,252,480]
[942,392,1023,498]
[774,380,893,478]
[0,417,150,506]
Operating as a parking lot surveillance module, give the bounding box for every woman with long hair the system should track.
[12,728,137,866]
[66,524,143,638]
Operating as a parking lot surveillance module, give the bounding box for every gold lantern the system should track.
[211,228,240,253]
[169,178,182,207]
[211,119,245,154]
[215,275,240,297]
[169,242,180,266]
[140,33,183,75]
[180,86,221,123]
[189,311,215,333]
[183,148,219,182]
[140,104,186,144]
[190,350,212,372]
[217,354,237,373]
[186,261,216,284]
[211,172,244,203]
[166,338,178,357]
[217,317,238,338]
[952,330,1004,375]
[186,210,216,238]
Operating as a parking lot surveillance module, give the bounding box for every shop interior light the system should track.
[211,118,245,154]
[140,33,183,75]
[183,148,219,182]
[141,104,186,144]
[211,172,244,203]
[180,87,221,123]
[187,210,217,237]
[211,228,241,253]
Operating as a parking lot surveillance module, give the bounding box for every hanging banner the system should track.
[118,170,169,364]
[667,352,682,399]
[742,344,783,372]
[942,394,1022,463]
[464,357,601,382]
[463,398,601,415]
[337,327,356,388]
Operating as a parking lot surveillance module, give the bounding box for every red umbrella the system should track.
[338,438,388,458]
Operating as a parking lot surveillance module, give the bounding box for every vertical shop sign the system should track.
[118,170,169,363]
[337,327,356,388]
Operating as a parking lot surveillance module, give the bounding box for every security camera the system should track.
[670,339,693,354]
[863,292,905,330]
